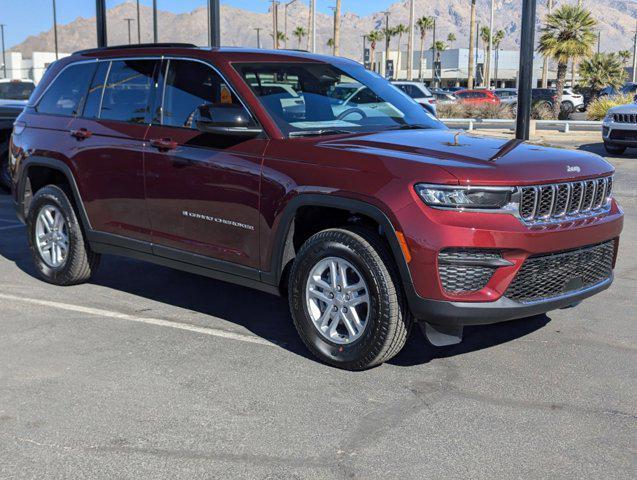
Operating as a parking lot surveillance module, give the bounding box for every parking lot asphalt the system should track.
[0,143,635,479]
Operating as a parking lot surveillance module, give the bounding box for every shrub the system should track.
[531,102,555,120]
[437,102,514,119]
[586,93,634,120]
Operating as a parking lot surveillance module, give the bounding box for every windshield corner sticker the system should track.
[182,210,255,231]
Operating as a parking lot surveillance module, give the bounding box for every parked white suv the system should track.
[562,88,585,112]
[391,81,437,116]
[602,101,637,155]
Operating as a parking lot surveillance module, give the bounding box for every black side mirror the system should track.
[194,103,263,138]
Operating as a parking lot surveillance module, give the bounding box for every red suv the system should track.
[9,45,623,369]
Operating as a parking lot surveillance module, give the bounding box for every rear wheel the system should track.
[288,227,411,370]
[27,185,100,285]
[604,143,626,155]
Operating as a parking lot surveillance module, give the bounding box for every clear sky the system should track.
[1,0,394,49]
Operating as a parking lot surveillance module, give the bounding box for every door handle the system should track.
[70,128,92,140]
[150,138,178,151]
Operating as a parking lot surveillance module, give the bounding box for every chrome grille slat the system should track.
[518,176,612,224]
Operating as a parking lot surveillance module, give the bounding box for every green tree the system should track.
[416,16,435,81]
[579,52,626,96]
[366,30,384,72]
[293,26,307,49]
[393,24,408,74]
[271,31,286,49]
[447,33,457,48]
[618,50,631,67]
[538,4,597,118]
[327,38,334,48]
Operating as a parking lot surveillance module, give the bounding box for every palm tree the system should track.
[492,29,505,86]
[618,50,631,68]
[366,30,384,72]
[468,0,477,88]
[327,38,334,48]
[416,16,435,81]
[579,53,626,96]
[447,33,457,48]
[538,4,597,118]
[271,31,286,49]
[293,26,307,49]
[333,0,341,56]
[480,26,492,87]
[431,41,447,55]
[393,24,408,76]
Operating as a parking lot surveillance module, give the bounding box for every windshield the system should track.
[0,81,35,100]
[233,62,444,136]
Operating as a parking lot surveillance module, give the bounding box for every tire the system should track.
[561,101,574,113]
[0,145,10,192]
[604,143,626,155]
[288,227,411,370]
[27,184,100,285]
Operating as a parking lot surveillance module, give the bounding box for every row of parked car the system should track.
[391,81,588,115]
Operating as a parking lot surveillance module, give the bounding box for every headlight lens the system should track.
[415,184,514,209]
[603,113,614,122]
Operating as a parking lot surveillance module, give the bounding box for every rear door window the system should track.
[100,59,157,123]
[36,62,96,116]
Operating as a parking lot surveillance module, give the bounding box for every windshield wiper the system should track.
[288,129,353,138]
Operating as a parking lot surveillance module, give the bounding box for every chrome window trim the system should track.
[97,60,112,119]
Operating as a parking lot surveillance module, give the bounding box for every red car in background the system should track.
[455,89,500,105]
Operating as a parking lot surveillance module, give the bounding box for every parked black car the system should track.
[0,103,25,191]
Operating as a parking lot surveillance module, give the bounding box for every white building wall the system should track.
[3,51,69,84]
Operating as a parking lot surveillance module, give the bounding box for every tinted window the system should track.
[162,59,240,128]
[37,63,96,116]
[350,87,382,104]
[396,84,417,98]
[0,81,35,100]
[82,62,109,118]
[100,60,156,123]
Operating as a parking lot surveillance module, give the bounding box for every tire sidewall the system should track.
[27,186,82,284]
[290,234,390,367]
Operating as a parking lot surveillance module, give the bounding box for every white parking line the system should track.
[0,224,23,231]
[0,293,276,347]
[0,218,20,224]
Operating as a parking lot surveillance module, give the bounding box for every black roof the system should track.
[74,43,197,55]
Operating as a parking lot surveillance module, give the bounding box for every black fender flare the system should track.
[261,194,416,295]
[15,156,91,231]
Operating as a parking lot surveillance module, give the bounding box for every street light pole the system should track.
[486,0,495,88]
[52,0,59,60]
[125,18,134,44]
[407,0,414,80]
[632,20,637,83]
[271,1,279,49]
[515,0,538,141]
[0,24,6,79]
[136,0,141,43]
[432,19,437,87]
[284,0,298,50]
[254,28,262,49]
[208,0,220,47]
[152,0,158,43]
[383,11,390,78]
[96,0,107,47]
[541,0,553,88]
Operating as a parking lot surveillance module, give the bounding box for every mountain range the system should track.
[9,0,637,62]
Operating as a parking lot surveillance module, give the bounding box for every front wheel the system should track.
[288,227,411,370]
[27,185,100,285]
[604,143,626,155]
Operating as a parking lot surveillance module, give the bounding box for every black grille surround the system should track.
[517,176,613,224]
[609,130,637,141]
[613,113,637,124]
[505,241,615,304]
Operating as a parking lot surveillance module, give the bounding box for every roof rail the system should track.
[74,43,198,55]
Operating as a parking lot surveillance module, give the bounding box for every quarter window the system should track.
[37,62,96,116]
[100,60,156,123]
[161,59,240,128]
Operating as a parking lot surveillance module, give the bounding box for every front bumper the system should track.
[603,122,637,147]
[409,275,612,327]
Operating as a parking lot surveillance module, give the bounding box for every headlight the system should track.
[415,184,514,209]
[603,113,614,122]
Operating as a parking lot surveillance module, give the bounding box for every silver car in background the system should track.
[602,101,637,155]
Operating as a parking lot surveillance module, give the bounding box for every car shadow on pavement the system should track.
[0,228,553,368]
[578,143,637,158]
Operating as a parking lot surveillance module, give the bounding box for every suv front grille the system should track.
[613,113,637,124]
[505,241,615,303]
[438,249,503,294]
[518,176,612,223]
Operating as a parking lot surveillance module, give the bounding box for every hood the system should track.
[319,129,613,185]
[608,103,637,114]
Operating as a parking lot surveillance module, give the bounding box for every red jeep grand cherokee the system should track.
[9,44,623,369]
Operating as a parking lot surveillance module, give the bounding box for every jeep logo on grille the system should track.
[566,165,581,173]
